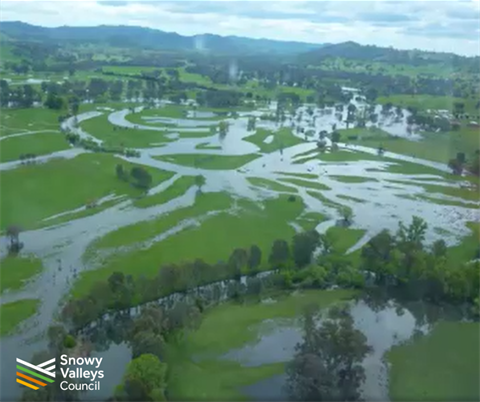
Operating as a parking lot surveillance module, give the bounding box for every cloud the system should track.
[0,0,478,56]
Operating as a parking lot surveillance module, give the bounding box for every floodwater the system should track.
[229,298,431,401]
[0,96,478,401]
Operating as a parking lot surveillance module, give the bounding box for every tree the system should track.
[228,248,248,279]
[331,131,340,143]
[285,305,371,401]
[131,331,165,361]
[448,158,463,175]
[292,230,321,269]
[130,167,152,189]
[44,93,64,110]
[218,121,229,139]
[119,354,167,402]
[361,229,396,285]
[247,245,262,274]
[341,207,353,226]
[6,224,23,254]
[195,174,206,193]
[247,116,256,131]
[116,164,127,181]
[268,239,291,269]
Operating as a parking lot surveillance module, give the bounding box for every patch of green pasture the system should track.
[181,289,357,356]
[0,132,69,162]
[0,256,43,295]
[73,194,307,299]
[347,125,479,165]
[244,128,304,153]
[0,153,174,230]
[154,153,261,170]
[277,171,318,179]
[326,226,366,253]
[329,175,378,184]
[278,177,331,191]
[195,142,222,150]
[80,113,173,148]
[337,195,367,203]
[0,108,61,136]
[292,148,320,161]
[307,190,343,211]
[446,222,480,264]
[134,175,197,209]
[39,197,127,229]
[387,321,479,401]
[377,94,478,114]
[102,65,159,75]
[168,358,284,401]
[86,192,233,257]
[0,299,40,337]
[296,211,328,231]
[247,177,298,193]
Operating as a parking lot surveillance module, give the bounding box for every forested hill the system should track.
[0,21,321,55]
[299,41,480,69]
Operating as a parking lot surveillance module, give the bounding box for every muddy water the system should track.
[0,100,478,401]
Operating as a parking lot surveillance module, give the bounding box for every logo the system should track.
[16,357,56,390]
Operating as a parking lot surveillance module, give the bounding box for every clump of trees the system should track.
[115,353,168,402]
[116,164,153,190]
[286,304,371,401]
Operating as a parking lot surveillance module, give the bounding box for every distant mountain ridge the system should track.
[0,21,322,55]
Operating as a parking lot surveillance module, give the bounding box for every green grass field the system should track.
[80,113,174,148]
[387,321,479,401]
[0,256,43,294]
[377,94,479,114]
[0,153,174,230]
[0,299,40,337]
[244,128,304,153]
[346,126,479,165]
[155,153,261,170]
[0,131,69,162]
[326,226,366,253]
[73,193,308,298]
[0,108,61,136]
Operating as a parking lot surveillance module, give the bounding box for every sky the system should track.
[1,0,479,56]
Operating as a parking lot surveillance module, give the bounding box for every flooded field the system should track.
[0,96,478,402]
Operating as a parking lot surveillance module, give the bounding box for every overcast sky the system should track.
[1,0,479,56]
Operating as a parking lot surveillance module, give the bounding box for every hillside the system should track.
[0,21,321,56]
